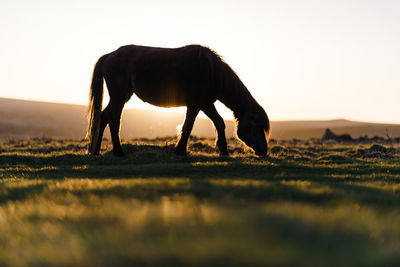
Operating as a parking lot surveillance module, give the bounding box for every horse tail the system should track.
[87,54,107,154]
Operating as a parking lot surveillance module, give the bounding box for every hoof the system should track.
[113,150,125,157]
[219,150,229,156]
[88,150,100,156]
[174,147,187,156]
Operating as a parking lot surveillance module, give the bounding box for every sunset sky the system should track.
[1,0,399,123]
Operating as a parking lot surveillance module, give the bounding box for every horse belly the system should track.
[134,84,187,108]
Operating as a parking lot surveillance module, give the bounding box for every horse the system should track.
[87,44,270,156]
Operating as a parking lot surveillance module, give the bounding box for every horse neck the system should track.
[217,76,256,118]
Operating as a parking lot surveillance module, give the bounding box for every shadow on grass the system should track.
[1,151,399,180]
[1,172,400,209]
[0,183,47,204]
[1,144,400,207]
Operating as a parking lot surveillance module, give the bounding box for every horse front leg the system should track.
[202,104,229,156]
[174,106,199,156]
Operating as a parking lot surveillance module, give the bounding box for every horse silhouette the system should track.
[87,44,270,156]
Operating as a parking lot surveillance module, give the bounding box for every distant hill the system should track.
[0,97,233,139]
[271,120,400,140]
[0,97,399,140]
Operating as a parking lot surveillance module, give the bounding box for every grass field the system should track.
[0,137,400,266]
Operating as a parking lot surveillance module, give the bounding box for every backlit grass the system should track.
[0,137,399,266]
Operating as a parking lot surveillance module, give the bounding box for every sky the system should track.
[1,0,399,123]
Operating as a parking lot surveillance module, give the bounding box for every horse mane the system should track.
[203,48,256,112]
[202,46,270,140]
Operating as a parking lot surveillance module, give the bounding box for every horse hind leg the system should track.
[93,105,111,155]
[108,98,125,157]
[202,104,228,156]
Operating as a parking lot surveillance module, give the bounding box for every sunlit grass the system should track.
[0,138,399,266]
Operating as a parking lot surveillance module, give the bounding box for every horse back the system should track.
[102,45,222,107]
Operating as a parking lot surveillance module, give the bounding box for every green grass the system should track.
[0,137,400,266]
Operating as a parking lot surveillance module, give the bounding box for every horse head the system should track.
[236,105,270,156]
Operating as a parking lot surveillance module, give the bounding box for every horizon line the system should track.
[1,96,399,125]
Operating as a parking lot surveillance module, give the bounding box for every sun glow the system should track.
[124,95,187,116]
[0,0,399,123]
[124,95,234,121]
